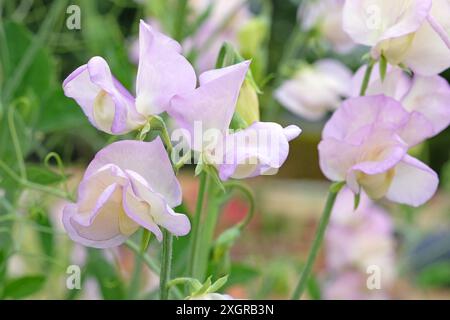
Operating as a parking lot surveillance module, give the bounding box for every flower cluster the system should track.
[62,20,301,248]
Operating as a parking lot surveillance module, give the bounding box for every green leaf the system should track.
[225,263,259,288]
[417,262,450,288]
[307,275,321,300]
[26,165,66,185]
[208,275,229,293]
[140,229,152,253]
[4,275,46,299]
[30,207,54,259]
[87,249,125,300]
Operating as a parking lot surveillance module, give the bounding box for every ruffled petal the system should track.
[343,0,431,46]
[386,155,438,207]
[84,138,182,207]
[402,75,450,135]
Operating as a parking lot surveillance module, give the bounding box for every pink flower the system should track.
[275,59,352,120]
[63,20,196,134]
[343,0,450,75]
[318,95,438,206]
[352,64,450,136]
[168,61,301,180]
[62,138,190,248]
[323,188,397,299]
[299,0,356,53]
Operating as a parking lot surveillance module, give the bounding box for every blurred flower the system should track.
[298,0,356,53]
[323,187,396,299]
[352,64,450,136]
[63,138,190,248]
[343,0,450,75]
[275,60,352,121]
[64,20,196,135]
[168,61,301,180]
[323,272,389,300]
[184,0,253,72]
[129,0,253,72]
[318,95,438,206]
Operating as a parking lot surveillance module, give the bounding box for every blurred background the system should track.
[0,0,449,299]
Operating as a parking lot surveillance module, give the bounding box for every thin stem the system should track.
[2,0,67,104]
[0,160,71,200]
[124,236,184,300]
[223,181,255,229]
[159,229,173,300]
[8,103,27,180]
[291,182,344,300]
[173,0,188,41]
[187,172,208,278]
[359,59,375,96]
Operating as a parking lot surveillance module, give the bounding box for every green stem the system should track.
[291,182,344,300]
[0,160,71,200]
[159,229,173,300]
[359,59,375,96]
[187,172,208,278]
[8,102,27,180]
[173,0,188,41]
[2,0,67,104]
[196,181,223,281]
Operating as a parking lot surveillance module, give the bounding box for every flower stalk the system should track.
[291,182,344,300]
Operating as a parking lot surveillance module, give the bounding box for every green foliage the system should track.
[3,275,46,299]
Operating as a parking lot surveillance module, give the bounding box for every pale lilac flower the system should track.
[275,60,352,121]
[323,188,396,299]
[326,188,396,281]
[323,272,389,300]
[129,1,252,72]
[352,64,450,136]
[169,61,301,180]
[184,0,252,72]
[298,0,356,53]
[64,20,196,134]
[318,95,438,206]
[343,0,450,75]
[63,138,190,248]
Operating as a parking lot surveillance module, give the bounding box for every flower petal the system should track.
[169,61,250,136]
[343,0,431,46]
[85,138,181,207]
[63,56,143,134]
[135,20,196,116]
[218,122,301,180]
[318,138,359,181]
[62,193,131,249]
[402,75,450,135]
[402,0,450,75]
[386,155,438,207]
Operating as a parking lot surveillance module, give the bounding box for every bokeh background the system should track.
[0,0,449,299]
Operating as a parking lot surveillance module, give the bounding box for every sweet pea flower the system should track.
[298,0,356,53]
[169,61,301,180]
[318,95,438,207]
[129,0,252,72]
[352,64,450,136]
[274,60,352,121]
[64,20,196,135]
[323,188,396,299]
[343,0,450,76]
[326,188,396,282]
[62,138,190,248]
